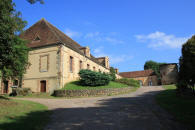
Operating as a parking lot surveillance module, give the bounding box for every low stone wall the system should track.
[54,87,134,97]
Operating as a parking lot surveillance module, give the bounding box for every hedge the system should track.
[78,69,111,86]
[116,78,140,87]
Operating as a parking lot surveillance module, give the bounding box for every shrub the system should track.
[109,67,116,81]
[11,88,32,96]
[78,69,111,86]
[116,78,140,87]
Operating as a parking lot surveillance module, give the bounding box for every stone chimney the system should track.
[96,56,110,69]
[80,46,90,57]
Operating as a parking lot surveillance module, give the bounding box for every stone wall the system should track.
[54,87,134,97]
[132,75,158,86]
[61,46,110,86]
[19,45,110,94]
[160,64,178,85]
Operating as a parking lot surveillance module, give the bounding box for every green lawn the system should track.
[156,85,195,130]
[0,97,50,130]
[62,81,129,90]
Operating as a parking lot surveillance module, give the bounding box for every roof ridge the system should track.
[42,19,62,44]
[44,19,82,47]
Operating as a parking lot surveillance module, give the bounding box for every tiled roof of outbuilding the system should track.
[20,18,106,68]
[119,69,155,78]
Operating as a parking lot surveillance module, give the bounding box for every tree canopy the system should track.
[109,67,116,81]
[144,60,165,82]
[178,35,195,95]
[26,0,44,4]
[0,0,29,82]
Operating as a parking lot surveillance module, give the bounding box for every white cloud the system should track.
[85,32,100,38]
[64,28,82,38]
[85,32,124,44]
[93,47,133,65]
[104,37,124,44]
[135,31,188,48]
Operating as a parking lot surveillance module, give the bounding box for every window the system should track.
[87,64,90,70]
[40,55,48,72]
[79,61,83,70]
[34,36,40,41]
[93,66,96,71]
[70,56,73,72]
[13,80,18,86]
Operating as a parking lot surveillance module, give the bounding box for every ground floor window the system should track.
[13,80,18,86]
[3,81,9,93]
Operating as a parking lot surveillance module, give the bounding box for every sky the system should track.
[13,0,195,72]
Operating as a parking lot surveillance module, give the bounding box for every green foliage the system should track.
[144,60,165,82]
[62,81,128,90]
[0,0,29,81]
[109,67,116,81]
[116,78,140,87]
[26,0,44,4]
[0,99,50,130]
[78,69,111,86]
[11,88,32,96]
[156,85,195,129]
[178,35,195,95]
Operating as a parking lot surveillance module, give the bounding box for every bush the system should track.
[78,69,111,86]
[116,78,140,87]
[11,88,32,96]
[109,67,116,81]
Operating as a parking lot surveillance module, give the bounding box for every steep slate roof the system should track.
[20,18,106,67]
[119,69,155,78]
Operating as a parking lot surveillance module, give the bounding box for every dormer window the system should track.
[34,36,40,41]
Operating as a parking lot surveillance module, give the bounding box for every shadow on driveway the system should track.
[0,89,188,130]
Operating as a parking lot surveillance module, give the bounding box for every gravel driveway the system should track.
[18,86,187,130]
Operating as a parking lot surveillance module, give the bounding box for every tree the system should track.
[26,0,44,4]
[144,60,165,83]
[0,0,29,87]
[178,35,195,95]
[109,67,116,81]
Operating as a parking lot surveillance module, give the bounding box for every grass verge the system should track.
[156,85,195,130]
[0,96,50,130]
[62,81,129,90]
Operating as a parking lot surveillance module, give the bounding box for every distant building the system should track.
[119,69,158,86]
[160,63,178,85]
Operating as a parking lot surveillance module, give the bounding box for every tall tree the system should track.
[0,0,29,86]
[27,0,44,4]
[178,35,195,95]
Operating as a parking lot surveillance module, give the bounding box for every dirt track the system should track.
[18,86,187,130]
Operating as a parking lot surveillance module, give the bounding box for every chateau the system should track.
[0,19,110,94]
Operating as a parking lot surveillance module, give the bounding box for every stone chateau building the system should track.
[119,69,158,86]
[0,19,111,94]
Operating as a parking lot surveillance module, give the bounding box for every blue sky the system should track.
[14,0,195,72]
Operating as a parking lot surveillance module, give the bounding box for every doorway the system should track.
[3,81,9,93]
[148,81,153,86]
[40,80,46,92]
[139,80,143,86]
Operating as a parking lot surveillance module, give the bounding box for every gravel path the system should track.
[17,86,187,130]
